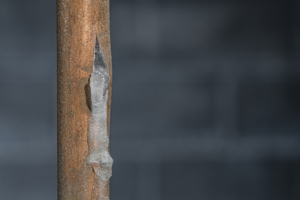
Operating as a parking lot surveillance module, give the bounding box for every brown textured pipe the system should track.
[57,0,112,199]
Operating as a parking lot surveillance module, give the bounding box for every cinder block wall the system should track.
[110,0,300,199]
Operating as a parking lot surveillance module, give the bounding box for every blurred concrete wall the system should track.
[0,0,300,199]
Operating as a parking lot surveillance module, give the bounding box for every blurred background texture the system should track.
[1,0,300,199]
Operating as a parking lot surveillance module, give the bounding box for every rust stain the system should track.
[57,0,112,199]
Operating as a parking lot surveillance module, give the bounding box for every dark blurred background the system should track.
[1,0,300,199]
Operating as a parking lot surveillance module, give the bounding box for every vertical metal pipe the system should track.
[57,0,112,199]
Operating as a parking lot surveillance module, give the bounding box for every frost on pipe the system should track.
[87,36,113,199]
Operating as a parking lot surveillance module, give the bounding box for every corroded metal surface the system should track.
[57,0,112,199]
